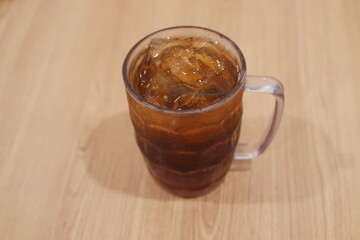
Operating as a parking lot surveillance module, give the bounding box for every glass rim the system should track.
[122,26,247,116]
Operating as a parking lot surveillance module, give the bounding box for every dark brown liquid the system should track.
[127,36,243,197]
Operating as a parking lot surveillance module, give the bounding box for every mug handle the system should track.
[234,75,285,160]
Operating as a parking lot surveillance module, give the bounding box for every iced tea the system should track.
[125,35,244,197]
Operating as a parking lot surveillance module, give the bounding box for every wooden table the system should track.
[1,0,359,239]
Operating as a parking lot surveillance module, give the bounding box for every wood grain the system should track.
[0,0,359,239]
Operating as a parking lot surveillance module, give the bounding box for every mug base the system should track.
[153,176,225,198]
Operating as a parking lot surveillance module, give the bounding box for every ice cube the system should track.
[159,46,207,89]
[194,47,226,76]
[134,49,156,96]
[148,38,168,59]
[200,81,227,102]
[140,71,189,109]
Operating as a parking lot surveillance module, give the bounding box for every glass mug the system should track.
[122,26,284,197]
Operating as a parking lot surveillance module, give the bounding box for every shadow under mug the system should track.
[122,26,284,198]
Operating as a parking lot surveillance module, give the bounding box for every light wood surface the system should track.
[1,0,359,239]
